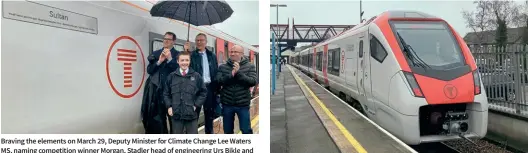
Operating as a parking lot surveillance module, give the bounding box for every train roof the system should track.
[310,10,440,49]
[94,0,259,53]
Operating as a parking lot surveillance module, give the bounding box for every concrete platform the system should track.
[197,97,259,134]
[271,65,416,153]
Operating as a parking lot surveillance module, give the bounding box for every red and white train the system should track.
[290,10,488,145]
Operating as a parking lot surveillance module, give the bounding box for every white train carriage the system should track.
[290,10,488,145]
[1,0,259,134]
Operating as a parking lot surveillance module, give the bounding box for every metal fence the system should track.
[468,43,528,117]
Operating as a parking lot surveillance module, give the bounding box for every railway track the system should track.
[410,142,461,153]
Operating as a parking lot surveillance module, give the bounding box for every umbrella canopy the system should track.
[150,0,234,40]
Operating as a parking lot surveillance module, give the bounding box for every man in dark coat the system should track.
[185,33,219,134]
[216,45,257,134]
[141,31,179,134]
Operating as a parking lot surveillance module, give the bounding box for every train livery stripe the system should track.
[250,50,254,63]
[373,12,411,72]
[313,48,318,81]
[323,45,329,85]
[216,38,225,61]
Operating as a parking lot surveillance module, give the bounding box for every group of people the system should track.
[141,32,257,134]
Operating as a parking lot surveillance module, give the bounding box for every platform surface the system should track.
[270,65,416,153]
[197,97,259,134]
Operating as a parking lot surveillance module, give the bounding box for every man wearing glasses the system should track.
[142,31,180,134]
[184,33,219,134]
[216,45,257,134]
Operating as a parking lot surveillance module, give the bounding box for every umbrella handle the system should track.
[187,23,190,42]
[186,2,191,44]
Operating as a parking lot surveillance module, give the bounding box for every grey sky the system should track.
[269,0,517,42]
[212,0,259,45]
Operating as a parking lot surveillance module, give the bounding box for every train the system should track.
[1,0,259,134]
[290,10,488,145]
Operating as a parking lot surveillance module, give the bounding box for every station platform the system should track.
[197,97,259,134]
[271,65,416,153]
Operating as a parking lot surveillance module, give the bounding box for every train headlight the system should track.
[403,71,424,98]
[473,70,481,95]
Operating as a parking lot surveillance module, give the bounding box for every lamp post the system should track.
[360,0,364,23]
[270,4,287,73]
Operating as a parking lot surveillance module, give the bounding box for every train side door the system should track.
[345,38,357,87]
[356,37,367,111]
[361,32,375,116]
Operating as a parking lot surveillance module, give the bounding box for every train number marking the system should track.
[106,36,146,98]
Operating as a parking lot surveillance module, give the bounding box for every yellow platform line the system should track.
[238,115,259,134]
[288,66,368,153]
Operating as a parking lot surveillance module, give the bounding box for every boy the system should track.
[163,51,207,134]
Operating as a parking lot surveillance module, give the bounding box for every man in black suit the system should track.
[145,31,180,134]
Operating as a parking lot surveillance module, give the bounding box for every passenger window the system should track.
[174,44,184,52]
[370,36,388,63]
[328,50,333,69]
[359,40,364,58]
[152,40,164,54]
[333,49,340,70]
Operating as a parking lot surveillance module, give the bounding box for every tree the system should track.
[462,0,523,67]
[520,1,528,45]
[462,0,522,44]
[462,1,494,42]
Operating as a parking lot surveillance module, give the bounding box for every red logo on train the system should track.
[106,36,146,98]
[443,84,458,99]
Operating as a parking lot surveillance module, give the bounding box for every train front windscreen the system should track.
[390,21,466,71]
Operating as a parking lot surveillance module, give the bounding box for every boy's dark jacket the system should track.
[163,68,207,120]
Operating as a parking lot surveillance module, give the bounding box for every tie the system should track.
[182,71,186,76]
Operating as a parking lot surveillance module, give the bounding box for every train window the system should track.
[308,54,311,66]
[174,44,184,52]
[309,53,313,66]
[306,54,309,66]
[152,40,164,54]
[296,56,300,64]
[328,50,333,69]
[359,40,364,58]
[303,55,309,66]
[370,36,388,63]
[332,49,340,72]
[317,52,323,71]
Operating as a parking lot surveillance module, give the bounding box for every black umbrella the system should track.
[150,0,234,41]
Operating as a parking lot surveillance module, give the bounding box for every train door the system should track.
[345,38,357,87]
[360,32,375,116]
[356,35,367,112]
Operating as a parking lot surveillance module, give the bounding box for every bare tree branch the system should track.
[462,0,523,44]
